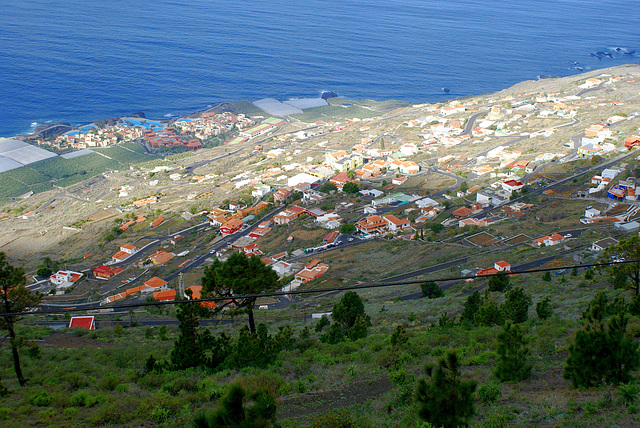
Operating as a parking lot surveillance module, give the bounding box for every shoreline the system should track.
[5,62,640,142]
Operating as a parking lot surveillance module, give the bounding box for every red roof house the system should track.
[93,265,123,280]
[453,207,473,219]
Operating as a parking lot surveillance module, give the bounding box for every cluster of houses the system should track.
[34,123,145,150]
[143,128,203,150]
[173,112,254,140]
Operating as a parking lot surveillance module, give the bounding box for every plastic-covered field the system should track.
[253,98,303,116]
[0,156,23,173]
[283,98,328,110]
[61,149,93,159]
[0,138,57,167]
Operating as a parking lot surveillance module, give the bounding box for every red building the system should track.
[93,265,123,280]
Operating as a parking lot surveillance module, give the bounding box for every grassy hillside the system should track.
[2,265,640,427]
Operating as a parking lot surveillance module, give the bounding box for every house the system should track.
[153,289,177,301]
[50,270,83,290]
[614,221,640,233]
[241,244,263,257]
[383,214,411,231]
[392,176,408,185]
[170,235,184,245]
[273,209,298,225]
[150,215,165,228]
[400,143,419,156]
[316,213,343,229]
[148,250,175,265]
[591,237,618,252]
[111,244,138,263]
[323,231,339,245]
[68,316,95,330]
[458,218,495,228]
[494,260,511,272]
[295,259,330,283]
[272,261,293,276]
[625,136,640,150]
[329,172,352,189]
[608,185,625,200]
[501,180,524,193]
[143,277,168,293]
[93,265,123,280]
[578,143,603,157]
[274,188,291,204]
[355,215,388,235]
[585,207,601,218]
[533,233,566,247]
[252,184,272,198]
[220,218,244,235]
[399,161,420,175]
[453,207,474,219]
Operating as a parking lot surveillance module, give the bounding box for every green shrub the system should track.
[98,373,122,391]
[27,390,51,407]
[0,407,12,420]
[478,382,502,404]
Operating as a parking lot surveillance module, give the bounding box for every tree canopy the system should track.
[0,252,42,385]
[342,181,359,194]
[201,252,279,334]
[601,235,640,295]
[416,349,477,428]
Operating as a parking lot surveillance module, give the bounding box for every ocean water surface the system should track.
[0,0,638,137]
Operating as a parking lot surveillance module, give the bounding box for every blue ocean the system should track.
[0,0,638,137]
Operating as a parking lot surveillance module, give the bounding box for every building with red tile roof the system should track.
[356,215,388,235]
[143,277,168,293]
[93,265,123,280]
[150,215,165,228]
[453,207,474,219]
[220,218,244,235]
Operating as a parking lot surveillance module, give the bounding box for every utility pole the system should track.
[178,272,184,298]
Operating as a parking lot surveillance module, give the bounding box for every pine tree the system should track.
[501,287,532,324]
[331,291,371,341]
[193,382,278,428]
[421,281,444,299]
[0,253,42,386]
[564,313,640,388]
[495,322,532,382]
[201,252,279,334]
[535,296,553,320]
[488,273,510,292]
[415,349,477,428]
[171,301,206,369]
[461,291,481,324]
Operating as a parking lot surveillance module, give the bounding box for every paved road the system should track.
[462,111,487,135]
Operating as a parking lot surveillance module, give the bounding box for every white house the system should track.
[272,261,293,276]
[252,184,272,198]
[399,143,419,156]
[585,207,601,218]
[383,214,410,231]
[50,271,83,290]
[501,180,524,193]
